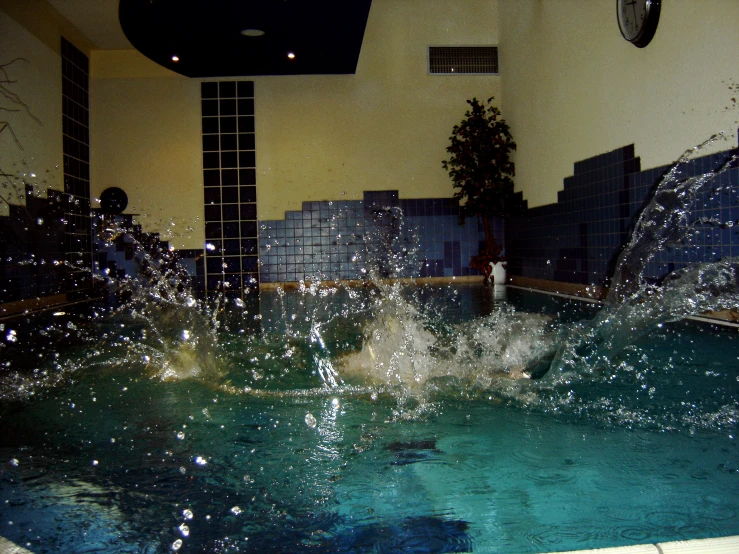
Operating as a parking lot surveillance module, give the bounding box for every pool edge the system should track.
[0,534,34,553]
[546,534,739,554]
[2,534,737,554]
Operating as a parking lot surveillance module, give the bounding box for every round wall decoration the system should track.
[99,187,129,214]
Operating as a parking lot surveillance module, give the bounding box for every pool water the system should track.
[1,285,738,553]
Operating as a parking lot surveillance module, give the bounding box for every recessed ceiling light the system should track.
[287,52,296,59]
[171,55,180,62]
[241,29,265,37]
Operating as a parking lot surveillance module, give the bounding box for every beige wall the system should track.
[499,0,739,208]
[90,0,502,248]
[7,0,739,247]
[256,0,502,220]
[0,8,64,212]
[90,52,203,249]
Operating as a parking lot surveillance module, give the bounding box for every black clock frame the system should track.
[617,0,661,48]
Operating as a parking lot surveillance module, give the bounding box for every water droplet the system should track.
[182,509,193,519]
[178,523,190,537]
[230,506,242,515]
[194,456,207,466]
[171,539,183,551]
[305,413,317,428]
[176,431,186,440]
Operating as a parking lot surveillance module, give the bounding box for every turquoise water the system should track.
[1,285,738,553]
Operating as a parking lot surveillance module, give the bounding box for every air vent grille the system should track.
[428,46,499,75]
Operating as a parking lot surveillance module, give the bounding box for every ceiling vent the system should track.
[428,46,499,75]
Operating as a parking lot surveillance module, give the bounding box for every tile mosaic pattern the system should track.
[61,37,94,298]
[0,187,68,303]
[507,143,739,286]
[92,214,202,290]
[258,190,493,283]
[0,38,91,305]
[200,81,258,294]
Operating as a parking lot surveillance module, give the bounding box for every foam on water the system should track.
[548,134,739,379]
[2,133,737,416]
[2,135,739,553]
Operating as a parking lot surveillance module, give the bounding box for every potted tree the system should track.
[442,97,518,283]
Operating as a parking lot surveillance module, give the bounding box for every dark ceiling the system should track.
[119,0,373,78]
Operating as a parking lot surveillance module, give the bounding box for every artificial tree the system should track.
[442,96,518,282]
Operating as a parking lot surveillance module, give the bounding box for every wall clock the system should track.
[617,0,661,48]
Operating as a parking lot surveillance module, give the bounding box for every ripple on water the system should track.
[644,509,693,529]
[527,469,578,486]
[696,495,738,521]
[525,524,585,549]
[619,526,653,542]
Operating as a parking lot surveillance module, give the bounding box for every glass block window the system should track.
[201,81,258,295]
[428,46,499,75]
[61,37,93,296]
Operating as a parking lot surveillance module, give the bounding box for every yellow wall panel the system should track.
[0,8,64,210]
[90,76,203,249]
[499,0,739,208]
[90,0,502,235]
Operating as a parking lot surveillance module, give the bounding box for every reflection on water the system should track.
[1,136,739,552]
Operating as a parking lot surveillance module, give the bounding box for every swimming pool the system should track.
[1,282,737,553]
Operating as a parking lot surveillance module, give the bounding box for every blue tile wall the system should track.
[92,213,203,290]
[507,142,739,287]
[258,190,496,283]
[61,37,94,299]
[0,187,68,303]
[0,38,92,306]
[201,80,258,294]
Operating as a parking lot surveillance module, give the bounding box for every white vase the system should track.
[491,261,507,284]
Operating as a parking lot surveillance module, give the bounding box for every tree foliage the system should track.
[442,97,518,280]
[442,96,517,220]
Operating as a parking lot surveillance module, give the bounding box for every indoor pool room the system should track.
[1,1,738,553]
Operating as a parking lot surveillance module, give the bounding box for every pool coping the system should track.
[2,534,737,553]
[259,276,739,327]
[546,534,739,554]
[506,283,739,329]
[1,535,34,553]
[2,280,735,553]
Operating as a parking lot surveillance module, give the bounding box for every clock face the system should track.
[617,0,660,47]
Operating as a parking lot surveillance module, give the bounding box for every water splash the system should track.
[547,134,739,378]
[3,140,739,553]
[2,135,737,418]
[93,219,225,383]
[608,133,737,303]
